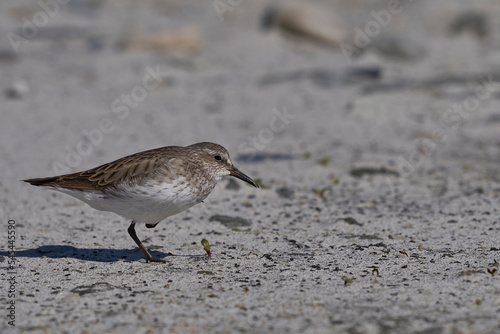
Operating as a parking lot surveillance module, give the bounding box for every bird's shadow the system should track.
[0,245,203,263]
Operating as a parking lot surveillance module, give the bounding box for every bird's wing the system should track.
[85,152,167,188]
[24,148,180,191]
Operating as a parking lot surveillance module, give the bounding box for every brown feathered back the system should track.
[23,146,184,191]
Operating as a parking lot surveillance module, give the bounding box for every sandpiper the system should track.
[24,142,259,262]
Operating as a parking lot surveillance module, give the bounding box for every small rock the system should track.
[197,271,214,275]
[350,167,399,178]
[276,187,294,199]
[209,214,251,228]
[237,152,295,163]
[259,67,381,88]
[0,49,17,62]
[261,3,346,49]
[338,217,363,227]
[449,11,489,38]
[371,35,426,61]
[5,81,29,99]
[225,178,241,191]
[125,27,201,55]
[71,282,117,296]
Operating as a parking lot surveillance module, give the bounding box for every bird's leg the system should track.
[127,222,166,263]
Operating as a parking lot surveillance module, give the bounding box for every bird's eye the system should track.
[214,155,222,161]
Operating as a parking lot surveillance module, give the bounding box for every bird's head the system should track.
[189,142,259,188]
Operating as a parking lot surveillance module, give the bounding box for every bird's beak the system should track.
[229,166,259,188]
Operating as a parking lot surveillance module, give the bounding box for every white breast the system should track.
[53,177,206,224]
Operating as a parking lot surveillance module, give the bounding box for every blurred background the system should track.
[1,0,499,194]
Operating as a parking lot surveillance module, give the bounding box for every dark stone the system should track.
[209,214,252,228]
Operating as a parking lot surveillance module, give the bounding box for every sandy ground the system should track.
[1,0,500,333]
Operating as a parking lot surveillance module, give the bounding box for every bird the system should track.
[23,142,259,263]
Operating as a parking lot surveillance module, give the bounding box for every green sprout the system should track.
[487,259,499,276]
[341,276,353,286]
[317,157,331,167]
[253,178,271,189]
[330,177,339,185]
[232,228,251,232]
[201,239,211,258]
[313,187,329,198]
